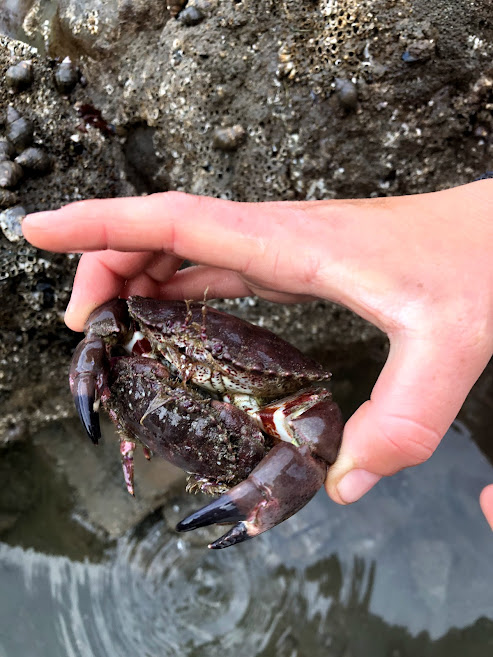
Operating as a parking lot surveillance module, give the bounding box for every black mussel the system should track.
[15,147,51,174]
[6,60,34,92]
[6,107,34,151]
[54,57,80,94]
[212,125,246,152]
[0,161,23,189]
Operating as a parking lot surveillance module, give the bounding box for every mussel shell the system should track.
[6,108,34,151]
[6,61,34,92]
[54,57,79,94]
[15,147,51,173]
[0,138,15,162]
[0,161,23,189]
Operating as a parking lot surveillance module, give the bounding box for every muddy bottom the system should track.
[0,358,492,656]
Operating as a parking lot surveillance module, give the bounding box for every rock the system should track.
[32,418,185,537]
[0,35,133,443]
[0,205,25,242]
[402,39,436,63]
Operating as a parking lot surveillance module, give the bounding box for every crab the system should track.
[69,297,343,549]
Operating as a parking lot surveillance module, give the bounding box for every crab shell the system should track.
[126,296,331,399]
[107,355,270,491]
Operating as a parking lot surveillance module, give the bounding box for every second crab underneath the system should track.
[69,297,344,549]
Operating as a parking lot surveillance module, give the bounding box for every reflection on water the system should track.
[0,420,493,656]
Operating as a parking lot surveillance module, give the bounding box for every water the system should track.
[0,387,492,655]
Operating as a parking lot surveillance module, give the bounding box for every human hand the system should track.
[480,486,493,530]
[22,181,493,523]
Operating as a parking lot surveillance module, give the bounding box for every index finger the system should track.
[23,192,277,272]
[21,192,354,302]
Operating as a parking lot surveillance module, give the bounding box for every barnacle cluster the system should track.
[278,0,375,82]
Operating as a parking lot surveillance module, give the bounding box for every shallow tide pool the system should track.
[1,402,492,656]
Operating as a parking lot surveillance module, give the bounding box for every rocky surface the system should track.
[47,0,493,199]
[0,0,492,535]
[0,35,133,446]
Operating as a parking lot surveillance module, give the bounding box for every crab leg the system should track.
[176,393,343,548]
[177,442,327,548]
[69,335,106,444]
[69,299,130,444]
[120,440,136,496]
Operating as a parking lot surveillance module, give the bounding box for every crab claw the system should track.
[176,442,328,548]
[69,335,106,444]
[70,299,130,444]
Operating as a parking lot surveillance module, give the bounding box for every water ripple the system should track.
[0,496,297,657]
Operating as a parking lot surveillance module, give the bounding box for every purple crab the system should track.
[69,297,343,549]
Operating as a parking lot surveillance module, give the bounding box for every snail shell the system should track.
[54,57,79,94]
[6,60,34,92]
[15,147,51,174]
[0,160,23,189]
[178,6,204,25]
[6,107,34,151]
[334,78,358,111]
[168,0,187,17]
[0,138,15,162]
[212,125,246,151]
[0,189,18,209]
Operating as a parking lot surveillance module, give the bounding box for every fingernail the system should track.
[64,301,75,325]
[337,469,381,504]
[23,211,58,229]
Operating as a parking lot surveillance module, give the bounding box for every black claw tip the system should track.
[74,394,101,445]
[176,496,245,532]
[208,523,251,549]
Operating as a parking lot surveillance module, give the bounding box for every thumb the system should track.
[326,328,490,504]
[480,485,493,530]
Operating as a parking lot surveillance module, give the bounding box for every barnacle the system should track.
[279,0,374,82]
